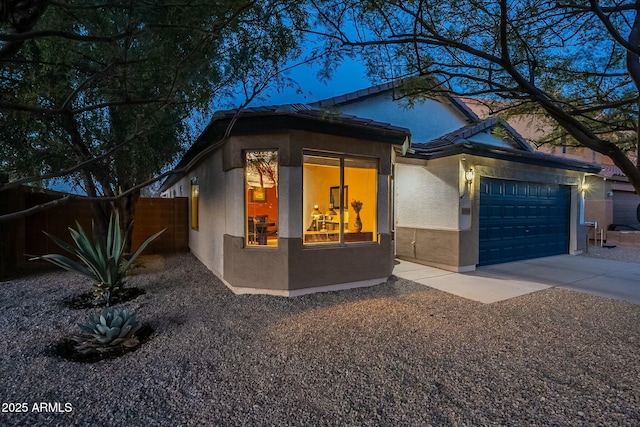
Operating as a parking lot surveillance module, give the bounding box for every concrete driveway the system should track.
[393,255,640,304]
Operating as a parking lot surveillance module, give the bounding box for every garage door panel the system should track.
[488,226,503,240]
[503,205,515,217]
[517,184,527,197]
[514,225,526,238]
[479,177,570,266]
[505,182,517,196]
[514,244,528,258]
[490,181,503,194]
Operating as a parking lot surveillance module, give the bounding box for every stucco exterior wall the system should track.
[168,149,228,277]
[467,132,514,148]
[584,175,612,241]
[395,157,460,230]
[167,128,397,295]
[337,93,469,143]
[276,166,302,239]
[395,154,587,271]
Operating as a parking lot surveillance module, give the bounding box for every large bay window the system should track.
[245,150,278,247]
[303,152,378,245]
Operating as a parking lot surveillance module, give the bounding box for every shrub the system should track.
[30,213,164,304]
[72,306,142,354]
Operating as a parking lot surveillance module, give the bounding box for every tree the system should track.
[309,0,640,194]
[1,1,308,242]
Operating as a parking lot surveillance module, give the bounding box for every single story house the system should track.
[162,80,600,295]
[160,104,410,296]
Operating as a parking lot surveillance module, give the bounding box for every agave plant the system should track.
[31,213,164,303]
[72,306,142,354]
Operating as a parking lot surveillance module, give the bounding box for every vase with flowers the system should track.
[351,199,363,232]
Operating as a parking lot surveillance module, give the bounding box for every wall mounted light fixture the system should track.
[460,167,474,198]
[465,168,475,182]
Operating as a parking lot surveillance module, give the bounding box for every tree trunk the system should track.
[637,98,640,168]
[117,189,140,255]
[89,200,111,242]
[624,2,640,193]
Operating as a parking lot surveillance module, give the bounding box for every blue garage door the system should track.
[479,177,570,266]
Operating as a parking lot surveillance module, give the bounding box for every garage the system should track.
[479,177,570,266]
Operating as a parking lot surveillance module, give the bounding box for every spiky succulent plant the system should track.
[72,306,142,354]
[30,213,165,304]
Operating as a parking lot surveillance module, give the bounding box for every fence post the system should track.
[0,177,26,280]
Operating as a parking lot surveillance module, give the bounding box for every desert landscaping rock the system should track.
[1,253,639,426]
[582,244,640,264]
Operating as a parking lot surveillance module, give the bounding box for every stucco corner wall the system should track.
[223,235,394,293]
[223,234,289,291]
[287,234,394,290]
[167,129,397,295]
[395,227,477,271]
[395,157,460,230]
[394,153,588,269]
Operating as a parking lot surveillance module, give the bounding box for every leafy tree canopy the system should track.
[1,0,308,228]
[309,0,640,193]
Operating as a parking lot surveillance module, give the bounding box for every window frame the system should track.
[190,179,199,231]
[302,150,379,247]
[244,149,279,248]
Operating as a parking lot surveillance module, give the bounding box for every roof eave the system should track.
[408,143,601,174]
[159,110,410,192]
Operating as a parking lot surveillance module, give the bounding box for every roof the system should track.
[211,103,410,138]
[309,78,540,153]
[407,139,601,173]
[160,104,411,191]
[310,79,597,172]
[310,78,479,122]
[411,118,532,152]
[599,164,626,178]
[406,116,599,172]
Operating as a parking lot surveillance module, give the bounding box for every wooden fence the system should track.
[0,187,188,280]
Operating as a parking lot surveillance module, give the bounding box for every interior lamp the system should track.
[325,204,337,219]
[311,205,324,231]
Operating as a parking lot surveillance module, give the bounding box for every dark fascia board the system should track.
[446,94,480,122]
[407,142,601,174]
[160,109,410,191]
[411,118,532,153]
[311,80,402,108]
[201,111,410,146]
[498,120,533,152]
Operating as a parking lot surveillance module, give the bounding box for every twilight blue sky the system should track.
[256,57,372,106]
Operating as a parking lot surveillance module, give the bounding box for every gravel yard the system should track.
[1,252,639,426]
[582,244,640,264]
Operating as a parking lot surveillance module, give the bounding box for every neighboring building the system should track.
[312,82,599,271]
[160,104,410,296]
